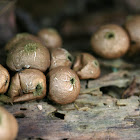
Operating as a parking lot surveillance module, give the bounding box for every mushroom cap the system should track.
[0,64,10,94]
[0,106,18,140]
[73,53,100,79]
[91,24,130,59]
[5,33,42,52]
[50,48,73,70]
[38,28,62,49]
[6,40,50,72]
[48,66,80,104]
[125,15,140,43]
[8,69,46,102]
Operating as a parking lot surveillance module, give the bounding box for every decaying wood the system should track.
[122,76,137,98]
[0,20,140,139]
[0,62,139,139]
[98,58,135,69]
[2,70,139,140]
[0,57,139,139]
[80,70,130,95]
[3,94,140,140]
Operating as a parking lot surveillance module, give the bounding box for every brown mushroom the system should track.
[38,28,62,49]
[91,24,130,59]
[73,53,100,79]
[125,15,140,43]
[8,69,46,102]
[72,54,82,72]
[0,64,10,94]
[5,33,42,52]
[0,106,18,140]
[125,15,140,56]
[47,66,80,104]
[6,40,50,72]
[50,48,73,70]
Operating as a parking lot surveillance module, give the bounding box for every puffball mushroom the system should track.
[47,66,80,104]
[5,33,42,52]
[8,69,46,102]
[91,24,130,59]
[73,53,100,79]
[125,15,140,56]
[50,48,73,70]
[38,28,62,49]
[125,15,140,43]
[0,64,10,94]
[6,40,50,72]
[0,106,18,140]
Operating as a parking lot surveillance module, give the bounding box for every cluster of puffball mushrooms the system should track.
[1,15,140,104]
[3,28,101,105]
[0,15,140,139]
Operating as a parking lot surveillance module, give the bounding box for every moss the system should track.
[24,43,38,53]
[104,32,115,39]
[33,84,43,96]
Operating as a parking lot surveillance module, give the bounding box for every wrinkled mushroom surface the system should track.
[38,28,62,49]
[50,48,73,70]
[73,53,100,79]
[8,69,46,102]
[0,64,10,94]
[0,106,18,140]
[6,40,50,72]
[48,66,80,104]
[91,24,130,59]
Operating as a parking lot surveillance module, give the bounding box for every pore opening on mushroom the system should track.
[33,84,43,96]
[104,32,115,39]
[70,78,75,85]
[67,55,72,62]
[5,77,8,86]
[66,52,73,63]
[93,60,99,67]
[24,43,38,53]
[131,40,136,45]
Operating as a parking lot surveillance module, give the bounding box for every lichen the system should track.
[33,84,43,96]
[24,43,38,53]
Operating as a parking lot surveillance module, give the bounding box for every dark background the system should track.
[0,0,140,51]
